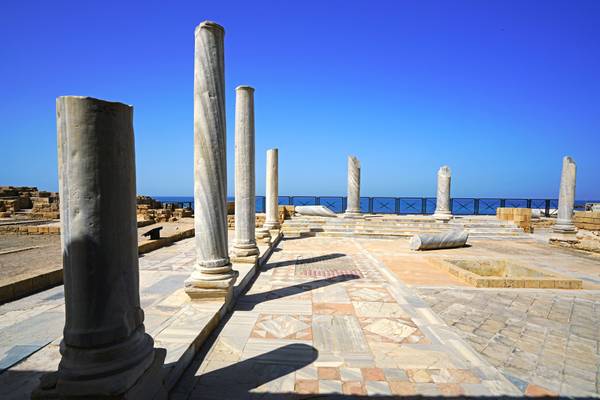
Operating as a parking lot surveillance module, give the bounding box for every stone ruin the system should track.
[135,195,193,223]
[0,186,59,219]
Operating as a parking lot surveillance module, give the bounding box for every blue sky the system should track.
[1,1,599,199]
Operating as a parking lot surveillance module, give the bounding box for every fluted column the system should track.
[263,148,280,229]
[36,96,165,398]
[433,165,453,222]
[232,86,259,262]
[553,156,577,234]
[185,21,237,300]
[344,155,361,216]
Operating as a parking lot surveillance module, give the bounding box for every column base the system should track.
[231,243,259,257]
[263,222,280,230]
[184,269,238,300]
[433,212,453,222]
[231,255,258,264]
[550,228,578,243]
[32,348,167,400]
[255,228,272,245]
[343,211,362,218]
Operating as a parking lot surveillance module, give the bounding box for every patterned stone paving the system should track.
[172,237,521,398]
[419,288,600,397]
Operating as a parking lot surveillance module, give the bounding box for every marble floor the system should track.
[171,236,523,398]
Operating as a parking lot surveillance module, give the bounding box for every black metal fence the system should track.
[256,196,559,217]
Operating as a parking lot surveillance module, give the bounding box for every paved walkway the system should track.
[172,237,521,398]
[420,287,600,397]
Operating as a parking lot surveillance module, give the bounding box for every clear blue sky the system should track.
[1,1,599,199]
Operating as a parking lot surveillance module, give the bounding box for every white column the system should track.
[344,155,361,216]
[232,86,259,261]
[39,96,164,398]
[553,156,577,234]
[263,148,280,229]
[185,21,237,300]
[433,165,453,222]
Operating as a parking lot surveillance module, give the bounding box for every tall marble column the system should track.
[433,165,453,222]
[344,155,361,217]
[36,96,165,398]
[232,86,260,262]
[553,156,577,235]
[185,21,237,299]
[263,148,280,229]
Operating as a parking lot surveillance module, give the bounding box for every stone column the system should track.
[344,155,361,217]
[553,156,577,236]
[232,86,260,262]
[185,21,237,299]
[36,96,165,398]
[263,148,280,229]
[433,165,453,222]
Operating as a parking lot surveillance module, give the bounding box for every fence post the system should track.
[526,199,532,209]
[545,199,550,217]
[500,199,506,208]
[395,198,401,214]
[369,197,373,214]
[474,199,480,215]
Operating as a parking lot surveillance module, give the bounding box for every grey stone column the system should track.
[433,165,453,222]
[263,148,280,229]
[37,96,164,398]
[553,156,577,234]
[232,86,259,262]
[344,155,361,216]
[185,21,237,300]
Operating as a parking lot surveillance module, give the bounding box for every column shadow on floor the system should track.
[263,252,347,270]
[185,343,317,399]
[236,273,359,311]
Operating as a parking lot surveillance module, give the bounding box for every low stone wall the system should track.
[574,211,600,231]
[0,224,60,234]
[496,207,533,233]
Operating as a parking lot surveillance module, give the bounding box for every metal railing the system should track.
[259,196,559,217]
[157,196,561,217]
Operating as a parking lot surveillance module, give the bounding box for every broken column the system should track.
[344,155,361,217]
[433,165,453,222]
[185,21,237,299]
[552,156,577,240]
[232,86,260,262]
[35,96,165,398]
[409,230,469,251]
[263,148,280,229]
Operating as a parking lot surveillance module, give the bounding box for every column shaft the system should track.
[232,86,259,259]
[185,21,237,299]
[345,155,361,215]
[48,96,162,397]
[554,156,577,233]
[434,165,452,221]
[264,148,280,229]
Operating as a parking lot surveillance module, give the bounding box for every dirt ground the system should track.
[0,234,62,285]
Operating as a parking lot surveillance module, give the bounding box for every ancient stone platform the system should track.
[2,224,600,398]
[0,230,281,399]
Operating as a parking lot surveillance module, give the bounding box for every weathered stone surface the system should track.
[185,21,237,299]
[409,230,468,250]
[553,156,577,236]
[295,205,337,218]
[345,155,361,216]
[232,86,259,259]
[34,96,164,398]
[434,166,452,222]
[264,148,280,229]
